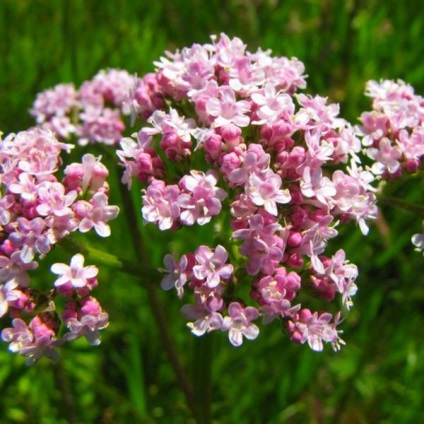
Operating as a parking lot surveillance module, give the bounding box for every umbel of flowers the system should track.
[0,129,118,363]
[1,34,423,363]
[117,33,380,352]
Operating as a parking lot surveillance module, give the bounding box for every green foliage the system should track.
[1,0,424,423]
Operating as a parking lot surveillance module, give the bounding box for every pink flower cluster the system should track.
[0,128,117,363]
[357,79,424,258]
[30,69,136,145]
[358,79,424,177]
[117,34,380,351]
[6,33,422,360]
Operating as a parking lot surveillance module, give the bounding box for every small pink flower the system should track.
[75,192,119,237]
[222,302,259,346]
[206,87,251,127]
[30,83,79,124]
[182,303,224,336]
[63,297,109,346]
[9,217,50,263]
[367,137,403,175]
[256,268,301,321]
[0,280,21,318]
[64,154,109,192]
[288,309,344,352]
[177,170,227,226]
[2,316,60,364]
[78,107,125,146]
[193,245,234,288]
[142,180,181,230]
[160,253,193,298]
[51,254,98,289]
[36,182,77,217]
[251,83,294,124]
[247,171,291,216]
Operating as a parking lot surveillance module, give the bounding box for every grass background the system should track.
[1,0,424,423]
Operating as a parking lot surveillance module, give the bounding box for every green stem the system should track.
[192,333,213,424]
[118,178,196,417]
[378,194,424,217]
[59,237,160,280]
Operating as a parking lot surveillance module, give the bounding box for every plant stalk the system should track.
[378,194,424,217]
[118,179,196,417]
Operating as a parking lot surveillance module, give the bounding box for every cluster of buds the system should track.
[0,128,118,363]
[117,34,381,351]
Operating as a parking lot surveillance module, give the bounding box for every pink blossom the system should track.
[2,316,60,364]
[64,154,109,192]
[6,128,73,180]
[0,280,21,317]
[367,137,402,175]
[8,173,39,203]
[78,107,125,146]
[328,250,358,309]
[36,182,77,217]
[251,83,294,124]
[233,213,285,275]
[357,111,389,146]
[144,109,195,141]
[220,151,243,180]
[228,56,264,95]
[288,309,344,352]
[228,146,270,187]
[9,217,50,263]
[62,297,109,345]
[256,268,301,322]
[295,94,342,131]
[212,33,247,69]
[398,127,424,165]
[30,83,79,124]
[1,318,33,353]
[206,87,251,127]
[160,253,192,298]
[177,170,227,226]
[251,52,307,92]
[331,165,378,235]
[182,303,224,336]
[75,192,119,237]
[247,170,291,216]
[154,43,214,98]
[142,179,181,230]
[222,302,259,346]
[79,68,136,109]
[117,136,164,186]
[300,166,336,207]
[193,245,234,288]
[51,253,98,289]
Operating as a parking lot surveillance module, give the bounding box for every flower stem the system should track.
[378,194,424,217]
[118,177,196,417]
[192,333,213,424]
[59,236,160,279]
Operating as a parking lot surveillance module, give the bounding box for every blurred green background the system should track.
[1,0,424,423]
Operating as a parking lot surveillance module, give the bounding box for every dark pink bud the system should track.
[204,134,222,160]
[219,124,241,145]
[80,297,102,317]
[287,231,302,247]
[286,253,304,268]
